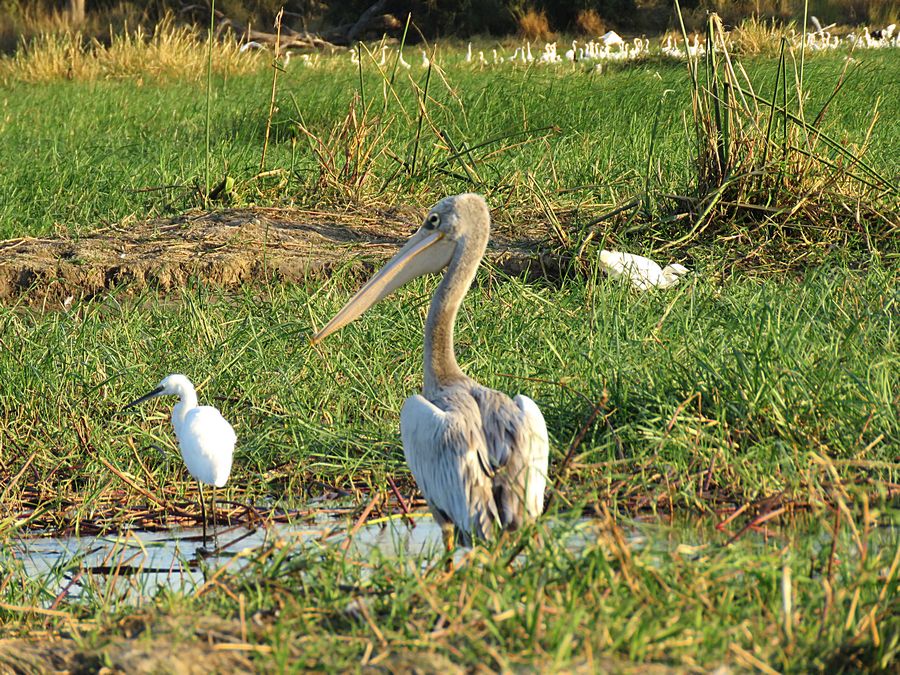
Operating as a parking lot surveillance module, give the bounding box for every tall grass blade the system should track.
[799,0,808,96]
[389,13,412,87]
[204,0,215,205]
[260,9,283,173]
[410,59,432,178]
[357,42,365,110]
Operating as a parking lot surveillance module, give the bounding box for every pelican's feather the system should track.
[476,387,549,530]
[401,393,500,545]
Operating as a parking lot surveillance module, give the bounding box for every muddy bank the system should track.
[0,207,563,306]
[0,615,255,674]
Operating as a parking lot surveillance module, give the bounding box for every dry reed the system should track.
[517,9,554,42]
[575,9,606,37]
[0,15,261,83]
[667,7,898,255]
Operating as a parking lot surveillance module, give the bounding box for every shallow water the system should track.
[11,511,898,607]
[11,513,451,605]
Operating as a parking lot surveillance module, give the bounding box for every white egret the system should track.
[312,194,549,551]
[600,31,624,49]
[599,250,690,291]
[126,374,235,549]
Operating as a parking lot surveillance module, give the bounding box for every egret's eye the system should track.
[424,213,440,230]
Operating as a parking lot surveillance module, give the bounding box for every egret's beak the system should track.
[124,385,165,411]
[312,230,454,344]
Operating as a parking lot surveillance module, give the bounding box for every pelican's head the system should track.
[125,373,194,409]
[311,193,490,344]
[424,192,491,248]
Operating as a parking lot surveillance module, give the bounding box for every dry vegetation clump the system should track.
[575,9,606,36]
[0,15,262,83]
[296,94,390,203]
[517,8,554,42]
[0,1,154,53]
[728,16,794,54]
[0,5,72,51]
[669,10,899,257]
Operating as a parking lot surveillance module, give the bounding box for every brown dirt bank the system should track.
[0,619,691,674]
[0,614,256,674]
[0,207,563,307]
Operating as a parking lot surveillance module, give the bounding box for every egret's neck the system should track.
[423,237,483,396]
[171,387,198,437]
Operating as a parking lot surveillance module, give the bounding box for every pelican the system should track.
[312,194,549,551]
[126,374,235,549]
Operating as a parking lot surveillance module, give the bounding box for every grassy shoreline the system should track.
[0,33,898,673]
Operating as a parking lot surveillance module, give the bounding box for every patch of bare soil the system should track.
[0,615,254,674]
[0,207,562,307]
[0,622,699,674]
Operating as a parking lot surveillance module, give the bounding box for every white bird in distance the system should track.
[599,250,690,291]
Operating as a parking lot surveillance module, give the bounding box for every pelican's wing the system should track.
[181,406,236,488]
[472,388,520,471]
[401,395,499,543]
[513,395,550,520]
[473,389,550,530]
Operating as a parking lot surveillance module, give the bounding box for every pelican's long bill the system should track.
[312,229,455,344]
[124,385,165,410]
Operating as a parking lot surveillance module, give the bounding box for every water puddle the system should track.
[10,510,898,608]
[10,513,451,606]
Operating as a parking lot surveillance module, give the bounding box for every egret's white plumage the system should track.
[313,193,549,549]
[127,374,235,547]
[600,30,624,48]
[175,406,234,487]
[599,249,689,291]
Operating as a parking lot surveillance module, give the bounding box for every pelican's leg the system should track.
[198,481,208,549]
[441,522,456,572]
[441,522,455,554]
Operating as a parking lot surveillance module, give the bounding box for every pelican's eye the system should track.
[423,212,441,230]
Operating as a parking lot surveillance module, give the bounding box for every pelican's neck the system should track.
[423,237,483,397]
[171,385,198,437]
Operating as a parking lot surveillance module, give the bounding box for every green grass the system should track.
[0,36,898,672]
[0,46,897,242]
[2,509,898,670]
[0,261,895,529]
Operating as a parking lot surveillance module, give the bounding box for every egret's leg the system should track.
[198,481,208,548]
[211,487,218,549]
